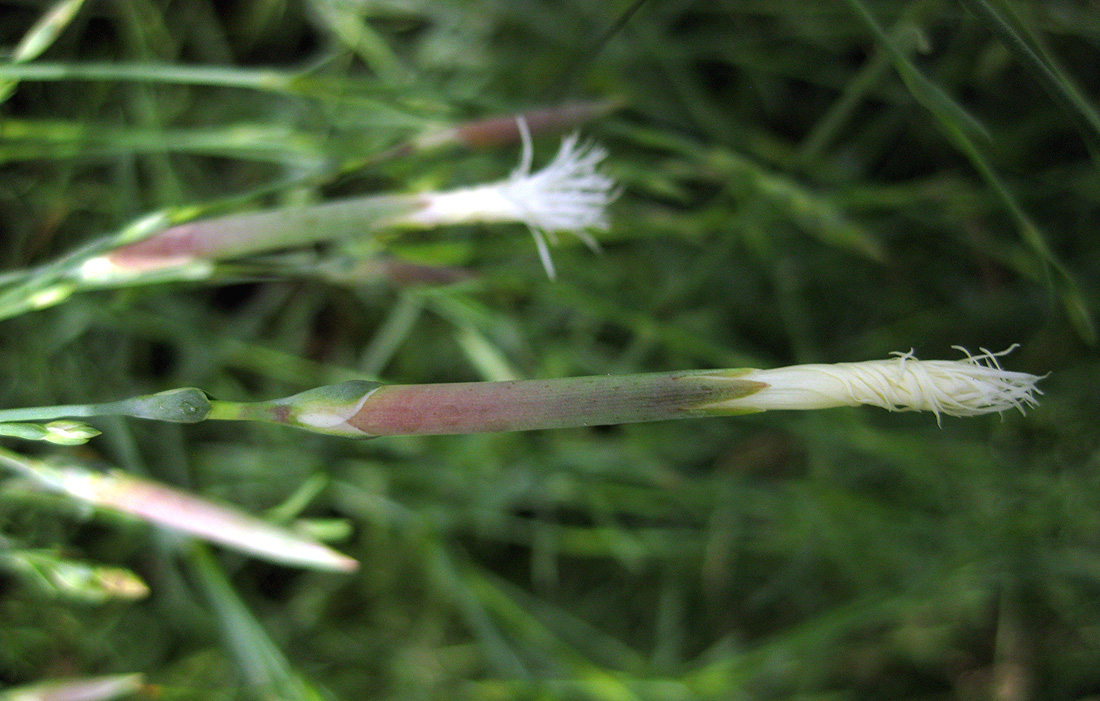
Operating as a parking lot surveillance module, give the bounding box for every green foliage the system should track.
[0,0,1096,699]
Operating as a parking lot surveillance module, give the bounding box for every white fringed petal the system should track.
[406,122,616,278]
[721,347,1042,422]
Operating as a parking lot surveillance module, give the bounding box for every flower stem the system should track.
[0,388,210,425]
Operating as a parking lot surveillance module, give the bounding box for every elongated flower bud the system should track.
[5,550,149,603]
[0,446,357,571]
[51,467,358,571]
[0,673,146,701]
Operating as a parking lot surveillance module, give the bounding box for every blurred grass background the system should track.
[0,0,1098,698]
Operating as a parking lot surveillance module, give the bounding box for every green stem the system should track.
[0,62,301,94]
[0,404,97,424]
[0,388,210,425]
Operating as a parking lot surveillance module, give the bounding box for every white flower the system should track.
[404,120,616,278]
[712,346,1043,423]
[75,126,615,282]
